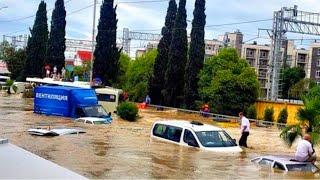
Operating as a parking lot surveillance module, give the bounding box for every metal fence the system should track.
[147,104,288,128]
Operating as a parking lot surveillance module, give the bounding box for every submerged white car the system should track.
[28,127,86,136]
[251,155,319,173]
[150,120,242,153]
[75,117,111,125]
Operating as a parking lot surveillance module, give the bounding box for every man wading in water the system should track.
[239,112,250,148]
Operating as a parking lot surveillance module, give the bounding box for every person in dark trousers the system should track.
[239,112,250,148]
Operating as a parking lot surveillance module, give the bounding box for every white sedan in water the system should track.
[75,117,111,125]
[251,155,319,173]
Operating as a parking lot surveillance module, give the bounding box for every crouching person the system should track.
[295,134,317,164]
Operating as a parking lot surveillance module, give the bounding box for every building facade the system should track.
[241,43,274,98]
[218,30,243,56]
[310,43,320,85]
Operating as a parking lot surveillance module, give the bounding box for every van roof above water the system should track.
[153,120,222,132]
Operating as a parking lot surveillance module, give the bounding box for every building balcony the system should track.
[259,56,269,59]
[297,59,307,63]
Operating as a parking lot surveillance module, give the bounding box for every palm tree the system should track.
[280,86,320,146]
[5,79,17,94]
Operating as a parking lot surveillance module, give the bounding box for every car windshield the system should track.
[93,120,108,125]
[195,131,237,147]
[82,106,109,118]
[286,163,318,172]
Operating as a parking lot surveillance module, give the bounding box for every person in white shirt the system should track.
[295,134,316,164]
[239,112,250,148]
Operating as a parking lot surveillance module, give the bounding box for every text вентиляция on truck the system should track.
[34,86,112,122]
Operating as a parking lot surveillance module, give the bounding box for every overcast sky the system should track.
[0,0,320,47]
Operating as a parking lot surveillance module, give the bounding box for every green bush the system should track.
[23,89,34,98]
[246,105,257,119]
[263,107,274,122]
[277,108,288,124]
[117,102,139,121]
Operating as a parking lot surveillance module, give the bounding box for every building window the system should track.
[247,49,254,57]
[260,51,268,58]
[317,59,320,67]
[316,70,320,78]
[317,81,320,86]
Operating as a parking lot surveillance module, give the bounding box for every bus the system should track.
[95,87,123,113]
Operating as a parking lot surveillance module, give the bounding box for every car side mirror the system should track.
[232,138,237,145]
[188,141,199,147]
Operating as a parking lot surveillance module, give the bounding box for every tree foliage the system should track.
[149,0,177,105]
[24,1,48,79]
[163,0,188,107]
[124,50,157,102]
[2,47,26,80]
[46,0,66,73]
[0,41,10,59]
[280,86,320,147]
[184,0,206,110]
[198,48,259,116]
[289,78,316,100]
[281,67,306,99]
[114,53,131,89]
[5,79,17,94]
[73,62,91,81]
[93,0,121,86]
[277,108,288,125]
[246,104,257,119]
[264,107,274,123]
[117,102,139,121]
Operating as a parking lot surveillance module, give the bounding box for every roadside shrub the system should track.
[23,89,34,98]
[246,104,257,119]
[263,107,274,123]
[277,108,288,125]
[117,102,138,121]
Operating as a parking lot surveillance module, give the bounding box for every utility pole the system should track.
[89,0,97,85]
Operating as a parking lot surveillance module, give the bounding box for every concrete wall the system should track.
[255,100,304,125]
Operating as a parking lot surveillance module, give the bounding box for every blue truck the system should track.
[34,86,112,122]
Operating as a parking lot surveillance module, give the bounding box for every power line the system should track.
[4,3,96,36]
[131,18,273,32]
[2,0,170,36]
[0,0,73,23]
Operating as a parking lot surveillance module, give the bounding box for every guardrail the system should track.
[147,104,288,128]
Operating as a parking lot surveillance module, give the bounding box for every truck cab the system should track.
[75,105,112,122]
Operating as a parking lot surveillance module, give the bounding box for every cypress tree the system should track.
[24,1,48,78]
[148,0,177,105]
[46,0,66,73]
[163,0,188,107]
[93,0,121,86]
[184,0,206,109]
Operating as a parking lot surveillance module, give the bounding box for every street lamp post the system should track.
[89,0,97,86]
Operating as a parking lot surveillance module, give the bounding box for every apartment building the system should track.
[309,43,320,85]
[139,38,224,59]
[218,30,243,56]
[241,43,274,98]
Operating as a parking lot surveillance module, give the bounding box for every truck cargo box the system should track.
[34,86,98,118]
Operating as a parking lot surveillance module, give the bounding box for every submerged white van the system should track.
[151,120,242,153]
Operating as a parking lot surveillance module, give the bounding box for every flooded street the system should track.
[0,95,319,179]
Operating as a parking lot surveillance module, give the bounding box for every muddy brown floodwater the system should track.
[0,95,319,179]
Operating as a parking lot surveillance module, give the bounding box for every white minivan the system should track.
[151,120,242,153]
